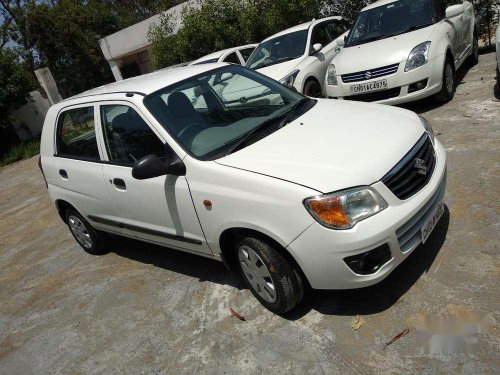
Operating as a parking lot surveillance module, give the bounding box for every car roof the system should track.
[261,16,342,42]
[63,63,229,102]
[362,0,399,11]
[190,44,258,64]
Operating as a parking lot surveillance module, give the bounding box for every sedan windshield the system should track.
[346,0,435,47]
[144,66,311,160]
[246,30,308,70]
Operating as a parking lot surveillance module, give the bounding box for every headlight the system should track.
[419,115,435,143]
[280,70,300,87]
[327,64,338,86]
[405,42,431,72]
[304,187,388,230]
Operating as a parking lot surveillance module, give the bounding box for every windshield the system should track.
[346,0,435,47]
[246,30,308,70]
[144,66,307,160]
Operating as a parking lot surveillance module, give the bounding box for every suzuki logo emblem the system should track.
[414,158,427,176]
[365,71,372,79]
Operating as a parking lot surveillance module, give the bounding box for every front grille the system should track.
[341,63,400,83]
[396,173,446,253]
[382,134,436,200]
[344,87,401,102]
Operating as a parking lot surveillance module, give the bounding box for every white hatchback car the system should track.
[246,17,350,97]
[40,64,447,314]
[325,0,478,105]
[189,45,257,66]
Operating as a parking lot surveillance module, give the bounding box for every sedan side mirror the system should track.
[311,43,323,55]
[445,4,465,18]
[336,38,345,48]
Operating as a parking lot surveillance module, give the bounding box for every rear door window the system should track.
[56,106,100,160]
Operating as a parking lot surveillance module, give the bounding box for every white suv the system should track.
[40,64,447,314]
[246,17,350,97]
[325,0,478,105]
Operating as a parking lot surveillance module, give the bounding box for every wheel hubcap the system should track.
[68,215,92,249]
[445,64,454,94]
[238,246,277,303]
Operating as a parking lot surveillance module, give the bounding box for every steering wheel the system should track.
[178,122,205,140]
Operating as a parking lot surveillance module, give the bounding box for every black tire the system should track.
[303,79,323,98]
[435,56,455,103]
[468,32,479,66]
[235,236,304,314]
[65,209,107,255]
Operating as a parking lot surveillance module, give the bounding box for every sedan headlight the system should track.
[280,70,300,87]
[304,187,388,230]
[405,42,431,72]
[419,115,435,143]
[326,64,338,86]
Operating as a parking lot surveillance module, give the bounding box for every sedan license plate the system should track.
[421,202,444,244]
[350,79,388,95]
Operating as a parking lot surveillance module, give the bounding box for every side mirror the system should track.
[445,4,465,19]
[132,149,186,180]
[336,38,345,48]
[311,43,323,54]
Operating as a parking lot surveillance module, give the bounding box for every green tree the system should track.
[0,48,35,129]
[150,0,323,69]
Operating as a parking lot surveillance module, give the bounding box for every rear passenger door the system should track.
[96,102,212,255]
[53,105,116,221]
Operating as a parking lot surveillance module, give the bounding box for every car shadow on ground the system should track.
[399,63,474,114]
[106,206,449,319]
[283,206,450,320]
[106,236,245,290]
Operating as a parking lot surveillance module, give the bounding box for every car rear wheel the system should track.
[435,57,455,103]
[65,209,107,255]
[236,236,304,314]
[303,79,323,98]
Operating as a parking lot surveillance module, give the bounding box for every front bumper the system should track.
[326,55,445,105]
[287,139,447,290]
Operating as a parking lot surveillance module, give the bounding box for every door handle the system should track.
[59,169,68,179]
[113,178,126,190]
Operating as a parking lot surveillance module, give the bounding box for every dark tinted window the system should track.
[240,47,256,62]
[57,106,100,160]
[311,24,331,47]
[325,20,350,40]
[100,105,164,164]
[223,52,241,65]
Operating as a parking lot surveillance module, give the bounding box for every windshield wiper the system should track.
[224,98,310,156]
[386,23,433,38]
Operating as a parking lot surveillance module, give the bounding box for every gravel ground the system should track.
[0,52,499,374]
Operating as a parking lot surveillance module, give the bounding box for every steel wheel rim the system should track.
[68,215,92,249]
[445,64,454,94]
[238,246,277,303]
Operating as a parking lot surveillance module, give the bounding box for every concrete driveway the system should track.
[1,53,499,374]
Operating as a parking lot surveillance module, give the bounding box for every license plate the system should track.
[350,79,388,94]
[421,202,445,244]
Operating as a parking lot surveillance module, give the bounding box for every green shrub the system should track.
[0,140,40,167]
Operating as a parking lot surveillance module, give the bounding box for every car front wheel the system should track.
[435,57,455,103]
[236,236,304,314]
[303,79,323,98]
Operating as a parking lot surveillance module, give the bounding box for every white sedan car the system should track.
[40,64,447,314]
[246,17,350,97]
[189,44,257,66]
[326,0,478,104]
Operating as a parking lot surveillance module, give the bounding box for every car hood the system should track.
[256,58,303,81]
[216,99,425,193]
[334,26,436,74]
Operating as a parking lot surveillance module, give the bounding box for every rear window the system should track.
[56,106,100,160]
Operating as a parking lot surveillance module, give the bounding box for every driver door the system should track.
[96,101,212,255]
